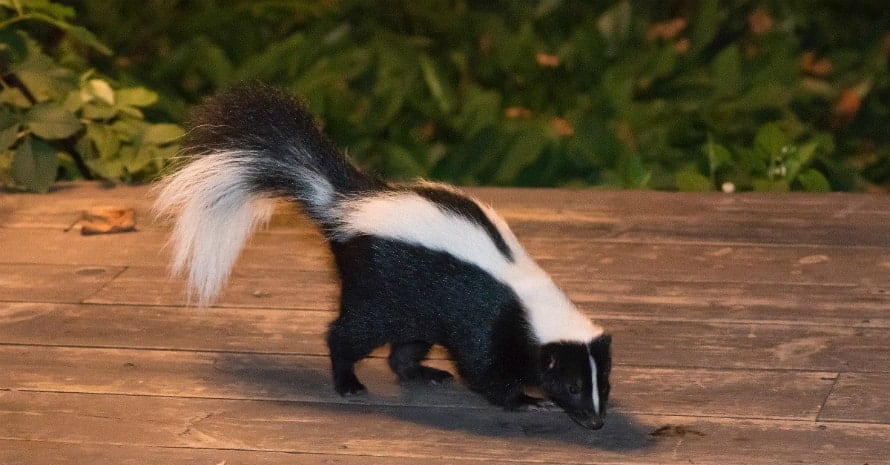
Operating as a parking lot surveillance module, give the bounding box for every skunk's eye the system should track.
[568,384,581,395]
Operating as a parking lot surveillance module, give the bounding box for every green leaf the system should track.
[690,0,720,55]
[115,88,158,107]
[712,45,741,97]
[142,123,185,145]
[11,136,58,192]
[754,123,789,161]
[0,29,27,62]
[126,144,161,174]
[0,123,20,151]
[602,67,635,112]
[675,167,713,191]
[86,123,120,159]
[494,125,548,185]
[796,168,831,192]
[418,54,453,115]
[0,87,31,107]
[110,119,139,142]
[82,79,115,105]
[651,45,678,80]
[15,0,75,20]
[81,102,118,120]
[40,15,112,55]
[117,105,144,119]
[62,89,83,113]
[14,51,78,102]
[703,135,731,180]
[26,102,83,139]
[381,142,425,180]
[452,86,501,135]
[617,151,651,188]
[780,141,816,183]
[794,141,819,167]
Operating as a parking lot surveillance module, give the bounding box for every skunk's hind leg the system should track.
[388,341,453,384]
[327,318,378,396]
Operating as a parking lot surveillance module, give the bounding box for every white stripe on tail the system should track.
[154,151,275,305]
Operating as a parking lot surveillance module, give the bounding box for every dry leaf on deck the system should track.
[77,207,137,235]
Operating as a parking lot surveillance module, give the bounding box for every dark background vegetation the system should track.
[2,0,888,192]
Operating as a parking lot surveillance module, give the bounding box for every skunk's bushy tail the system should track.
[154,83,381,304]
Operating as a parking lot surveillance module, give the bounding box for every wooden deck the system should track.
[1,182,888,465]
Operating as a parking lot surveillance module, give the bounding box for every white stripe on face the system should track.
[589,352,600,415]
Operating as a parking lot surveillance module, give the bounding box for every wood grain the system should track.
[1,182,888,464]
[3,390,888,465]
[0,345,837,420]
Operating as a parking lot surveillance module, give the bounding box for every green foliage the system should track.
[7,0,890,191]
[0,0,182,192]
[699,125,832,193]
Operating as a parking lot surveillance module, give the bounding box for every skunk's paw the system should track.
[334,375,367,396]
[508,394,557,412]
[396,366,454,385]
[418,366,454,385]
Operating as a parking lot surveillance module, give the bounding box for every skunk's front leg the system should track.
[474,377,542,411]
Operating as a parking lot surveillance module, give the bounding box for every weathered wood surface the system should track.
[1,182,888,465]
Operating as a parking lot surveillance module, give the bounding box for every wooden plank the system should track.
[476,188,890,219]
[5,225,889,288]
[9,224,890,287]
[0,345,837,421]
[3,297,884,364]
[7,183,889,246]
[14,435,890,465]
[0,440,513,465]
[2,390,888,465]
[819,373,890,424]
[618,320,890,373]
[531,240,890,288]
[0,227,328,268]
[0,264,124,304]
[83,266,340,309]
[1,182,310,231]
[0,188,890,286]
[2,303,888,372]
[0,302,334,354]
[485,190,890,247]
[81,239,890,308]
[568,280,890,327]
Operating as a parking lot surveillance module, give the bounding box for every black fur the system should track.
[183,83,385,224]
[540,335,612,429]
[327,235,538,407]
[176,83,613,429]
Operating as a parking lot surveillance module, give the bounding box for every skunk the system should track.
[154,83,612,430]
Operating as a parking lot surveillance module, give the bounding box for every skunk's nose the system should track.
[570,412,604,430]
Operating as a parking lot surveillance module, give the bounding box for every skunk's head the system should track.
[540,334,612,430]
